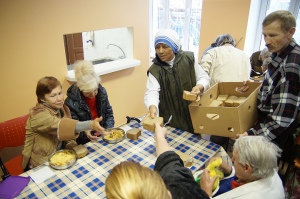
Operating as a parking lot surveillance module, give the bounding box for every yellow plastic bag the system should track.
[206,157,224,190]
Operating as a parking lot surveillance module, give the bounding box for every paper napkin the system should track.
[29,166,55,184]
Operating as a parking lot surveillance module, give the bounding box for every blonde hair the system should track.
[74,60,100,92]
[105,161,170,199]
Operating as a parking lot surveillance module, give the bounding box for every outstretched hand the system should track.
[200,169,217,197]
[154,122,168,139]
[149,105,158,118]
[90,116,109,135]
[191,84,204,102]
[85,130,99,141]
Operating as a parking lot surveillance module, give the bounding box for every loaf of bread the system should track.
[72,144,89,159]
[142,116,163,132]
[126,128,141,140]
[209,100,223,107]
[224,96,238,107]
[216,94,229,102]
[233,97,247,107]
[176,151,193,167]
[183,90,197,101]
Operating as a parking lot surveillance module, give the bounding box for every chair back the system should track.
[0,115,28,151]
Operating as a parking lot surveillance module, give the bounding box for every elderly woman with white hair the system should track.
[65,60,114,144]
[200,136,284,199]
[144,29,210,133]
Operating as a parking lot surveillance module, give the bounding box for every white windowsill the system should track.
[66,58,141,82]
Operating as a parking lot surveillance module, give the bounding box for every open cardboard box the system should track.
[189,82,261,138]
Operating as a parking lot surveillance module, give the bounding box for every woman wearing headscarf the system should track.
[144,29,210,133]
[65,60,114,145]
[200,34,251,87]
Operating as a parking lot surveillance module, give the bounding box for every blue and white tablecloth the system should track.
[17,120,231,199]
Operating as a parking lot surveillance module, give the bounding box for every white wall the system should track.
[82,27,133,61]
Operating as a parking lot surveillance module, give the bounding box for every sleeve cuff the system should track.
[57,118,79,141]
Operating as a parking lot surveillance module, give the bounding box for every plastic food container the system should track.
[0,176,30,198]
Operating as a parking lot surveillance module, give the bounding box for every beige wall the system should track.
[0,0,149,126]
[199,0,251,60]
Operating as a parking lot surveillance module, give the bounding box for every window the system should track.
[257,0,300,50]
[150,0,203,58]
[150,0,300,58]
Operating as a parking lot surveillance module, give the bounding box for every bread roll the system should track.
[142,116,163,132]
[233,97,247,107]
[176,151,193,167]
[183,90,197,101]
[72,145,89,159]
[126,128,141,140]
[216,94,228,102]
[224,96,238,107]
[209,100,223,107]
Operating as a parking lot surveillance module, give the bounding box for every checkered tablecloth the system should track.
[17,120,231,199]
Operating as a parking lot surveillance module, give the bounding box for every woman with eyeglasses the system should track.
[65,60,114,145]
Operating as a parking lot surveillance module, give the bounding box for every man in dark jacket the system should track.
[65,60,114,144]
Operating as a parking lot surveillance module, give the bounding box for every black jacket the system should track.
[154,151,209,199]
[65,83,114,144]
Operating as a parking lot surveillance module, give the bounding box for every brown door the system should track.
[64,33,84,65]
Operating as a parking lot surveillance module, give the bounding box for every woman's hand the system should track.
[89,116,108,134]
[200,169,217,197]
[85,130,98,142]
[208,157,232,175]
[154,122,168,140]
[191,84,204,101]
[148,105,158,118]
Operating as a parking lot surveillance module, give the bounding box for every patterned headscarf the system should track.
[154,29,180,54]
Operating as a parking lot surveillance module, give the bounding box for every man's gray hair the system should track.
[234,136,282,179]
[74,60,100,92]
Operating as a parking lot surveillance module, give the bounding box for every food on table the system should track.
[72,144,88,158]
[50,150,76,166]
[104,129,124,140]
[126,128,141,140]
[176,151,193,167]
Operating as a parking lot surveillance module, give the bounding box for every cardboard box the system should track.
[189,82,261,138]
